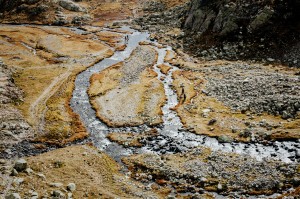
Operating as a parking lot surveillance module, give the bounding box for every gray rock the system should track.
[5,193,21,199]
[67,192,72,199]
[296,149,300,158]
[36,173,46,180]
[217,183,223,190]
[249,6,274,31]
[218,135,234,143]
[50,182,63,187]
[59,0,84,12]
[267,58,275,62]
[13,178,24,186]
[14,159,27,172]
[25,167,34,174]
[67,183,76,192]
[11,169,18,176]
[31,191,38,199]
[52,190,65,198]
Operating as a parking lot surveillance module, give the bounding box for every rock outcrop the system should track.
[183,0,300,67]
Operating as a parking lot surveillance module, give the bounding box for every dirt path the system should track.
[29,65,72,132]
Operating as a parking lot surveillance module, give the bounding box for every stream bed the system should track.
[71,26,299,164]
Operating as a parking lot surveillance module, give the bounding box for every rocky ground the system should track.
[123,147,300,196]
[168,54,300,143]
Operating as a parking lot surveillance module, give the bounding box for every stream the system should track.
[71,26,299,164]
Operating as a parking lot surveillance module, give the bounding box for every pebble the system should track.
[208,119,217,125]
[14,159,27,172]
[67,183,76,192]
[5,193,21,199]
[200,177,207,182]
[52,190,65,198]
[25,168,34,174]
[217,183,223,190]
[67,192,73,199]
[201,109,211,118]
[11,169,18,176]
[13,178,24,186]
[49,182,63,187]
[36,173,46,180]
[31,191,38,199]
[218,135,234,143]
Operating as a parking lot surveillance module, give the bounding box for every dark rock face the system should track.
[183,0,300,67]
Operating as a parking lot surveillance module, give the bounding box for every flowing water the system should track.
[71,26,299,163]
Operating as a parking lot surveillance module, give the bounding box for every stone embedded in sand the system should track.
[218,135,233,143]
[67,183,76,192]
[5,193,21,199]
[14,159,27,172]
[11,169,18,176]
[89,45,166,127]
[52,190,65,198]
[49,182,63,187]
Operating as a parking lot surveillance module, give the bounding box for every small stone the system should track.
[267,58,275,62]
[11,169,18,176]
[0,159,6,164]
[36,173,46,180]
[218,135,234,143]
[217,183,223,190]
[50,182,63,187]
[14,159,27,172]
[208,119,217,125]
[200,177,207,182]
[5,193,21,199]
[25,168,34,174]
[67,192,73,199]
[32,191,38,196]
[31,191,38,199]
[201,109,211,118]
[67,183,76,192]
[52,190,65,198]
[13,178,24,186]
[166,196,176,199]
[231,128,237,133]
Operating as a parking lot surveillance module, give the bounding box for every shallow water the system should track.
[71,26,299,163]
